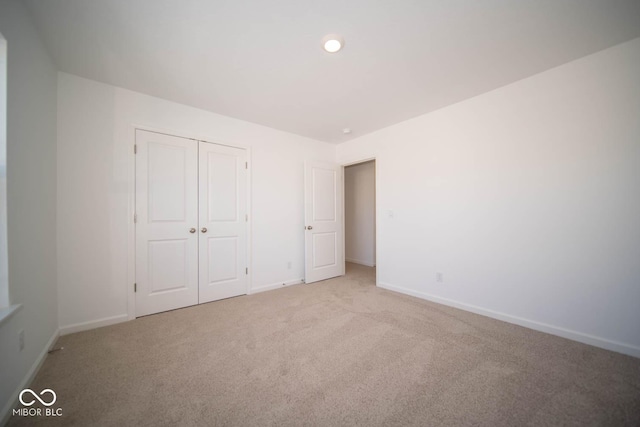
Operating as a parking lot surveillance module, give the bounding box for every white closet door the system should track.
[304,161,345,284]
[198,141,248,303]
[135,130,199,317]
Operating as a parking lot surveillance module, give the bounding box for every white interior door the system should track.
[135,130,199,316]
[304,161,345,284]
[198,141,248,303]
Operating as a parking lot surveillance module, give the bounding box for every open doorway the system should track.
[344,160,376,282]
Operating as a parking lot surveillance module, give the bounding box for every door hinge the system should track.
[134,213,137,223]
[245,161,248,169]
[245,267,248,275]
[134,283,137,292]
[245,214,248,222]
[134,144,137,154]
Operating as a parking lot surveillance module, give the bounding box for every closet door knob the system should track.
[189,228,196,233]
[201,227,208,233]
[306,226,313,230]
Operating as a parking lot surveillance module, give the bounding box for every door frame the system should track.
[127,124,252,320]
[341,157,378,285]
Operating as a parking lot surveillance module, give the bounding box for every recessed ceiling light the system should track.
[343,128,352,134]
[322,34,345,53]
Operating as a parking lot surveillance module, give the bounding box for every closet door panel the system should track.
[206,152,238,221]
[198,142,248,303]
[135,130,199,316]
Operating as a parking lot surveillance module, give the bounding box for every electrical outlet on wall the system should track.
[436,272,443,283]
[18,329,24,351]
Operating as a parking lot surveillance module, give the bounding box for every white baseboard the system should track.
[250,279,304,294]
[346,258,376,267]
[378,282,640,359]
[59,314,129,336]
[1,328,60,426]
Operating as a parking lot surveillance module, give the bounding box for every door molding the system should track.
[127,124,252,320]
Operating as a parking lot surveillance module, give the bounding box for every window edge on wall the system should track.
[0,35,10,309]
[0,303,22,327]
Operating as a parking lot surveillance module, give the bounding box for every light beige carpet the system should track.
[9,263,640,426]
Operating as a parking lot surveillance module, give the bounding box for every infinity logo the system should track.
[19,389,57,407]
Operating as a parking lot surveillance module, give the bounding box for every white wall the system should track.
[337,38,640,357]
[345,161,375,267]
[57,73,335,332]
[0,0,59,421]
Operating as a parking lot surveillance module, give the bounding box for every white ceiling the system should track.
[25,0,640,143]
